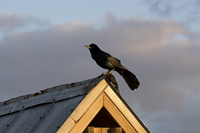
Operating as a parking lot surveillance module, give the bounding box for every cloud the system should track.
[143,0,200,31]
[143,0,200,16]
[145,0,173,15]
[101,13,117,25]
[146,95,200,133]
[0,12,49,33]
[0,13,200,132]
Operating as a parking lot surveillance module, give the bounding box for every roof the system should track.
[0,75,104,133]
[0,74,151,133]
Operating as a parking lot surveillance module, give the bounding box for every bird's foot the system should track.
[100,72,107,76]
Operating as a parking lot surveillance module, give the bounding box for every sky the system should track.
[0,0,200,132]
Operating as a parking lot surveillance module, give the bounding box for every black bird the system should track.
[85,43,140,90]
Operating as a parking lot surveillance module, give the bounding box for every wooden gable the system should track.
[57,78,150,133]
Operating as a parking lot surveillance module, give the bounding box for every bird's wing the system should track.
[108,56,127,70]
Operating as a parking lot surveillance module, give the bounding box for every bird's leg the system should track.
[102,68,115,75]
[107,68,115,74]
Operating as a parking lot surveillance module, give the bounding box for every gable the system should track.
[58,79,150,133]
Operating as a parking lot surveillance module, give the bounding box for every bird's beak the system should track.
[84,45,91,49]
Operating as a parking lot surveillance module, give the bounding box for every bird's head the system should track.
[84,43,101,52]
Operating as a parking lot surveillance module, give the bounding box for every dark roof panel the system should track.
[33,95,85,133]
[0,75,104,133]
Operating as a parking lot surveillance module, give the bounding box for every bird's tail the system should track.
[117,69,140,90]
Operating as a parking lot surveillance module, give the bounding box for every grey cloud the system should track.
[143,0,200,31]
[146,95,200,133]
[143,0,200,16]
[0,14,200,133]
[145,0,173,15]
[101,13,117,26]
[0,12,49,32]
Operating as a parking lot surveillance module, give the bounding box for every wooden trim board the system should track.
[57,79,108,133]
[69,92,136,133]
[71,79,108,122]
[84,127,122,133]
[103,92,137,133]
[70,94,104,133]
[104,86,148,133]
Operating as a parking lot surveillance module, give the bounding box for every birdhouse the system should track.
[0,74,151,133]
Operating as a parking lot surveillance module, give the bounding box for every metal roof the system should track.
[0,75,105,133]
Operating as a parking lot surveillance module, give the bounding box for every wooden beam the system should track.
[84,127,122,133]
[93,127,102,133]
[84,127,94,133]
[56,117,75,133]
[111,127,122,133]
[94,127,109,133]
[101,128,110,133]
[70,93,104,133]
[104,86,148,133]
[58,79,108,133]
[71,79,108,122]
[103,92,137,133]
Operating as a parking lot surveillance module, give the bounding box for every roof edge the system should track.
[0,75,105,116]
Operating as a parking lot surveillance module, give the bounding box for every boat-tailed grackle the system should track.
[85,43,140,90]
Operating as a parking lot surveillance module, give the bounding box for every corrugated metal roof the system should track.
[0,75,105,133]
